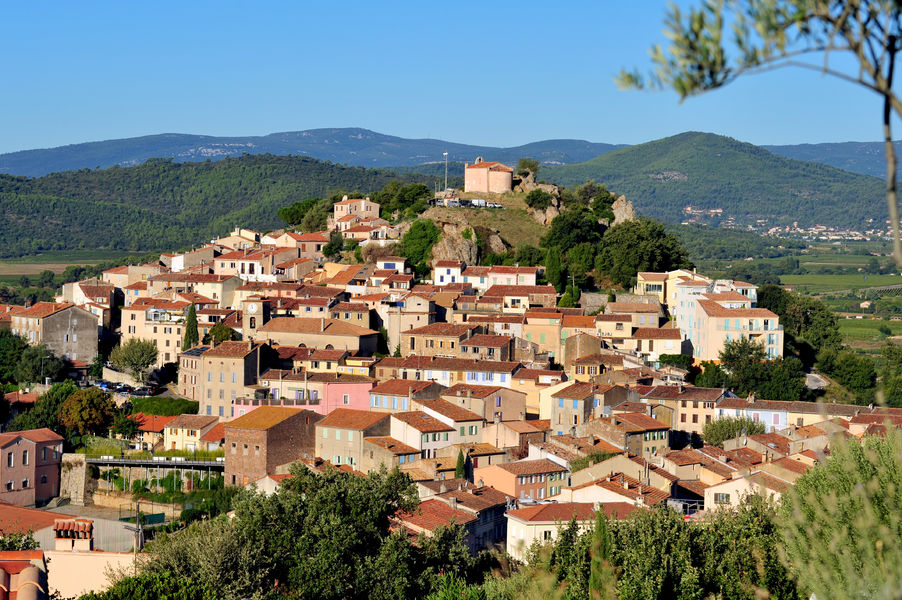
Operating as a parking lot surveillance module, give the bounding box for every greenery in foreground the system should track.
[85,430,902,600]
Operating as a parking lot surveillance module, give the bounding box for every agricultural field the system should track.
[0,250,140,285]
[837,317,902,351]
[780,273,902,294]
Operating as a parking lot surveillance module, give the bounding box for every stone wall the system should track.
[59,454,92,506]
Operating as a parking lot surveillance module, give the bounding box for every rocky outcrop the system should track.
[431,222,478,265]
[482,230,509,254]
[611,195,637,226]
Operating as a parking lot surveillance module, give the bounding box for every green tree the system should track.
[202,323,239,345]
[37,269,55,288]
[59,387,118,436]
[540,206,605,254]
[0,330,28,383]
[182,304,199,351]
[400,219,441,276]
[111,412,140,439]
[588,512,617,600]
[619,0,902,266]
[0,531,38,551]
[779,429,902,598]
[87,353,105,379]
[78,571,219,600]
[323,231,345,260]
[278,197,321,227]
[7,380,78,432]
[110,338,158,384]
[517,158,540,178]
[658,353,694,371]
[455,449,466,479]
[544,248,565,293]
[14,345,62,384]
[18,275,30,288]
[702,416,766,447]
[525,189,553,211]
[596,217,692,288]
[694,361,730,389]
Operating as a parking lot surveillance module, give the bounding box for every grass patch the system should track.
[130,397,198,416]
[837,318,902,340]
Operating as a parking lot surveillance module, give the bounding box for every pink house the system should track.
[233,371,375,417]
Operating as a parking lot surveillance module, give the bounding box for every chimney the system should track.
[320,317,325,332]
[449,496,458,510]
[439,482,448,494]
[53,519,94,552]
[622,479,629,490]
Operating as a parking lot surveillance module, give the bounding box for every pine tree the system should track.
[455,450,466,479]
[183,304,199,351]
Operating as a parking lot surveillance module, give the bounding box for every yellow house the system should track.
[634,269,700,307]
[163,415,220,452]
[523,311,563,359]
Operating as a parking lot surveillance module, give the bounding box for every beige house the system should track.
[255,317,379,354]
[101,262,164,288]
[9,302,98,364]
[327,196,381,230]
[121,299,190,366]
[315,408,390,470]
[464,159,513,194]
[193,341,263,419]
[439,383,527,422]
[505,502,636,562]
[401,323,481,357]
[688,300,783,362]
[163,415,219,451]
[145,273,241,310]
[703,471,791,511]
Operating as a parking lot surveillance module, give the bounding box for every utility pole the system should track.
[443,152,449,191]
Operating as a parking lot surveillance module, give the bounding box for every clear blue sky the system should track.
[0,1,886,154]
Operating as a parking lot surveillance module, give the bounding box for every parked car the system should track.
[131,387,150,397]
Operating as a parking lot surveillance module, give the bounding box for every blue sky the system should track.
[0,1,884,154]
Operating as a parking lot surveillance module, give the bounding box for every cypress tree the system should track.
[455,449,466,479]
[182,304,199,350]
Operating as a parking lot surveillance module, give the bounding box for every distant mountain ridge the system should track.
[0,128,623,177]
[763,141,901,178]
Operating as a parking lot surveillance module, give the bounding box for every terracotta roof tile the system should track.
[317,408,389,430]
[392,411,454,433]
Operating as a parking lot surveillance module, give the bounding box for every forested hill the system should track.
[544,132,885,230]
[0,128,622,177]
[0,155,441,257]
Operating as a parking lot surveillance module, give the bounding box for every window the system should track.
[347,431,354,442]
[343,394,350,405]
[40,474,47,484]
[336,430,341,441]
[714,493,731,505]
[22,450,28,466]
[5,482,11,492]
[681,414,687,423]
[20,479,28,489]
[42,447,47,461]
[231,442,237,453]
[6,453,12,468]
[323,429,329,438]
[692,414,698,424]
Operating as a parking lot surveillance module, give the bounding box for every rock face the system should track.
[611,195,637,226]
[431,221,478,265]
[483,231,509,254]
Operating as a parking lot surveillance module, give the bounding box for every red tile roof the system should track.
[130,413,177,433]
[199,423,226,442]
[460,334,511,348]
[465,161,513,172]
[364,436,420,454]
[391,411,454,433]
[0,428,63,445]
[417,398,484,422]
[397,498,477,530]
[317,408,389,430]
[497,459,567,475]
[507,501,637,523]
[370,379,437,396]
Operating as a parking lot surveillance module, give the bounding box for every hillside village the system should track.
[0,158,897,598]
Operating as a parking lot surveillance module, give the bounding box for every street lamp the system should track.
[443,152,449,191]
[40,354,52,387]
